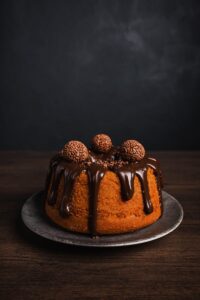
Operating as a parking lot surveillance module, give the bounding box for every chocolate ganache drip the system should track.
[44,147,163,236]
[87,165,106,235]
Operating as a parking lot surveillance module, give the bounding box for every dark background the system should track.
[1,0,200,150]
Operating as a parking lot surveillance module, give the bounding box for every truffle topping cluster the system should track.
[60,134,145,163]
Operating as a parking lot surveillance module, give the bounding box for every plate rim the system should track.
[21,191,184,248]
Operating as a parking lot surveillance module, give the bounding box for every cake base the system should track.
[45,168,162,235]
[21,191,183,247]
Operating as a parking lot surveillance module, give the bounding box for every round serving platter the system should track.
[21,191,183,247]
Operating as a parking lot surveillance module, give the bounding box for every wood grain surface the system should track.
[0,151,199,300]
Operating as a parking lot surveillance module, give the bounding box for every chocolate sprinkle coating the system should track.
[62,140,89,162]
[121,140,145,161]
[92,134,112,153]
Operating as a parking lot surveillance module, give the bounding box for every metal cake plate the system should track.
[21,191,183,247]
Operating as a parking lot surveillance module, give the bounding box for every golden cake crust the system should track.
[45,167,161,235]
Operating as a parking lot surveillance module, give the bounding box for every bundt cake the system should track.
[44,134,163,236]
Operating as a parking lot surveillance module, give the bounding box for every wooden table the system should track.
[0,151,199,300]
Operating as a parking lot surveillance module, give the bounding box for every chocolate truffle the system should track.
[121,139,145,161]
[62,140,89,162]
[92,134,112,153]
